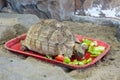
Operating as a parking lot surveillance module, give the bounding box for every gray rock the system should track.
[0,25,16,44]
[0,13,40,44]
[0,13,40,27]
[0,24,27,44]
[0,0,5,11]
[116,26,120,41]
[0,56,75,80]
[71,13,120,27]
[3,0,74,20]
[71,13,120,42]
[74,0,120,18]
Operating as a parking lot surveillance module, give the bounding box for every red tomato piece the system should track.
[55,55,64,62]
[85,52,91,60]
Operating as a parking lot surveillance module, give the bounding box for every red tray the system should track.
[5,34,110,69]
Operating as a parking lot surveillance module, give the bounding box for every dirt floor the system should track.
[1,21,120,80]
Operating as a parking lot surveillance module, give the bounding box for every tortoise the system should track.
[21,19,87,58]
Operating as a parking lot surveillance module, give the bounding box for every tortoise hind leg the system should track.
[20,40,28,51]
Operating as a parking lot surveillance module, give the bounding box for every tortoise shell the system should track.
[21,19,85,57]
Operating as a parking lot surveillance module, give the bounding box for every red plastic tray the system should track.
[5,34,110,69]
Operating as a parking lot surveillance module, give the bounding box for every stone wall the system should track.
[1,0,120,19]
[79,0,120,18]
[0,0,6,10]
[0,0,74,20]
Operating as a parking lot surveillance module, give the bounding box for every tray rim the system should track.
[4,34,110,69]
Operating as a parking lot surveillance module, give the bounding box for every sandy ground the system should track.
[0,21,120,80]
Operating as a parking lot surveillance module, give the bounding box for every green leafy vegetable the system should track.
[46,55,53,59]
[78,62,84,65]
[90,41,97,46]
[82,38,92,46]
[88,46,105,55]
[93,46,105,52]
[64,57,71,64]
[82,59,87,64]
[90,54,99,57]
[86,58,92,63]
[72,59,79,65]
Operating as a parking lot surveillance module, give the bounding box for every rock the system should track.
[48,0,74,20]
[2,0,120,20]
[116,26,120,41]
[0,56,75,80]
[78,0,120,18]
[0,13,39,44]
[5,0,51,19]
[3,0,74,20]
[0,0,6,10]
[71,14,120,42]
[0,13,39,27]
[1,7,17,13]
[0,24,27,44]
[0,25,16,44]
[74,0,119,17]
[68,65,120,80]
[71,14,120,27]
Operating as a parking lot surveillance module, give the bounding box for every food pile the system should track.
[46,38,105,66]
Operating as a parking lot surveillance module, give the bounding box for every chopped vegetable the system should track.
[88,46,94,53]
[82,38,92,46]
[55,54,64,62]
[88,46,105,55]
[93,46,105,52]
[46,55,53,59]
[72,59,79,65]
[78,62,84,65]
[90,54,99,57]
[68,62,74,65]
[85,52,91,60]
[86,58,92,63]
[90,41,97,46]
[64,57,71,64]
[82,59,87,64]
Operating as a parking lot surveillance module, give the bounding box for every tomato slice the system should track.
[85,52,91,60]
[55,55,64,62]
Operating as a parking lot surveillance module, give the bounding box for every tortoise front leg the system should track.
[21,45,28,51]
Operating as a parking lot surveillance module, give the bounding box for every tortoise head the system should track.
[73,41,88,58]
